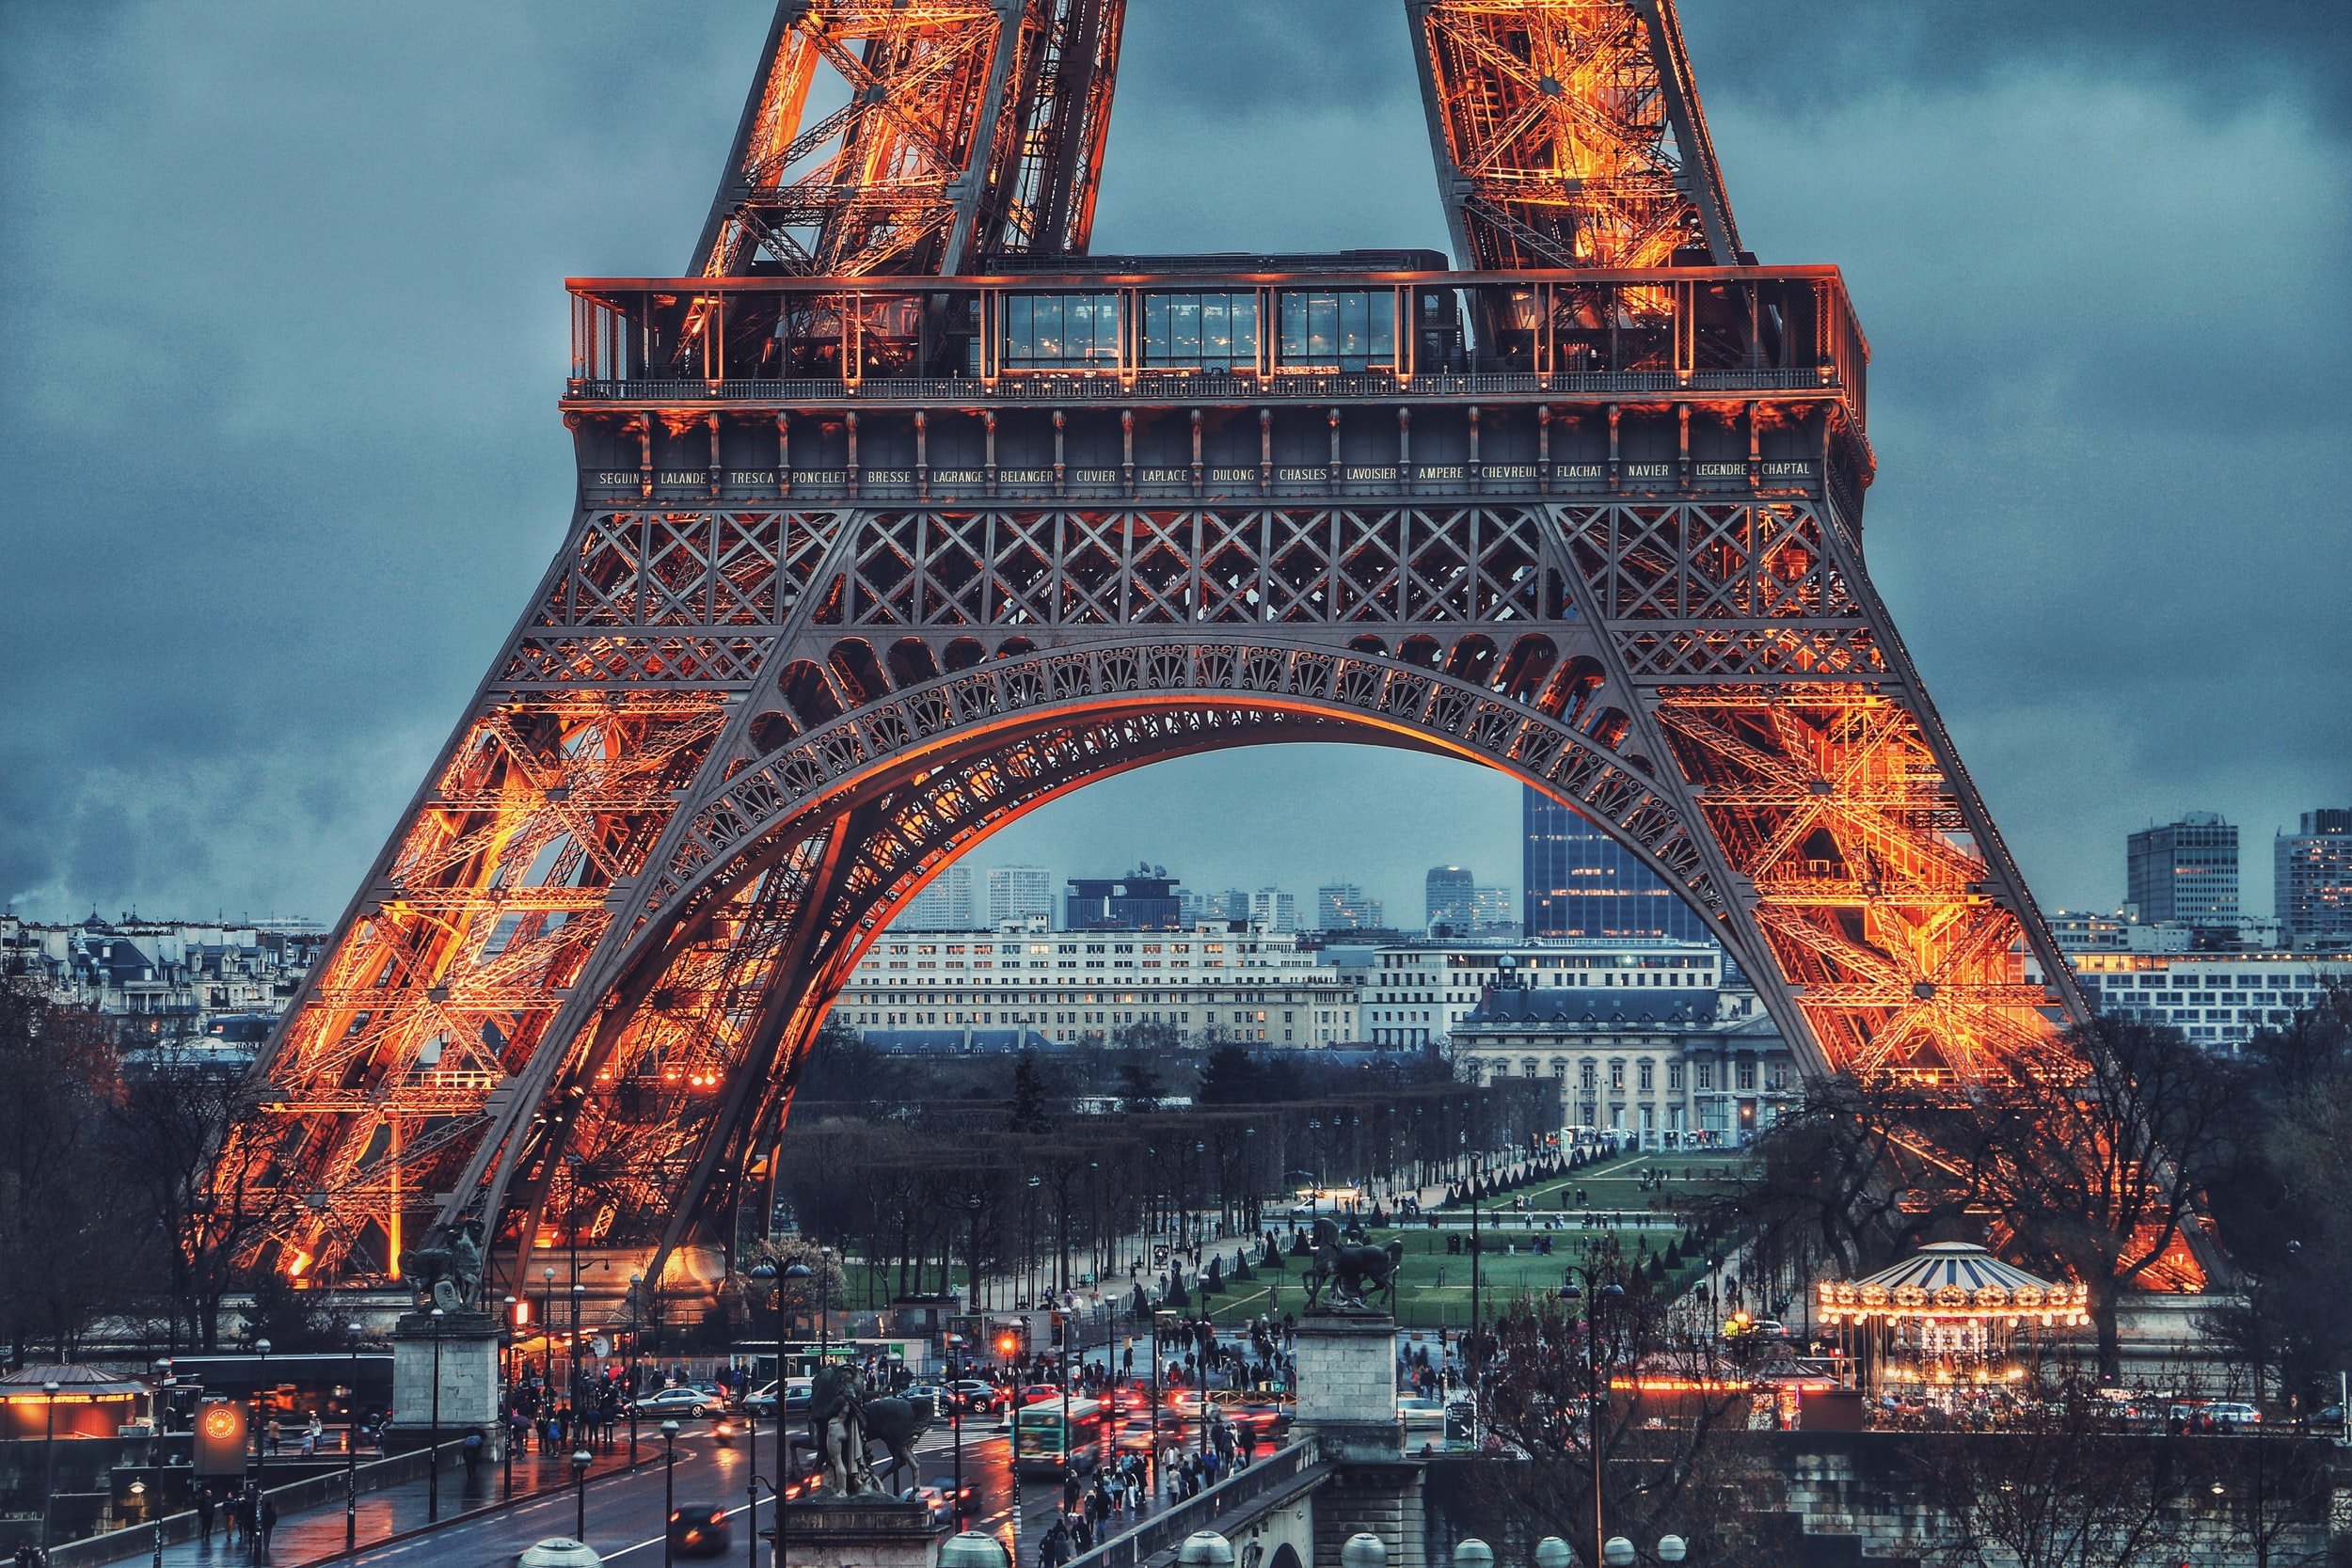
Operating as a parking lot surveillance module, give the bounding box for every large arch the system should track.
[463,635,1766,1284]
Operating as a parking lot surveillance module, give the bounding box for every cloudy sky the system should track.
[2,2,2345,932]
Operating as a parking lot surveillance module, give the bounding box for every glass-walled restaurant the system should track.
[567,260,1865,415]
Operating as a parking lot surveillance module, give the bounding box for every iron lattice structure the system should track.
[693,0,1121,278]
[222,0,2202,1294]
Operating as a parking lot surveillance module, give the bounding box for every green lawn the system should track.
[818,1152,1755,1328]
[1182,1151,1755,1328]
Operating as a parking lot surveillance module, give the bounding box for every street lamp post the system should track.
[751,1259,804,1568]
[661,1418,682,1568]
[1559,1272,1626,1568]
[343,1322,363,1550]
[428,1307,446,1523]
[949,1348,967,1526]
[572,1446,593,1542]
[250,1337,272,1564]
[628,1273,644,1466]
[40,1378,61,1555]
[503,1296,520,1500]
[130,1478,163,1568]
[571,1280,587,1427]
[542,1264,557,1386]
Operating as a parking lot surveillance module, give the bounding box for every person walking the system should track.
[195,1486,217,1547]
[258,1493,278,1556]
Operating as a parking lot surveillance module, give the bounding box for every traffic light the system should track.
[995,1330,1022,1360]
[194,1401,248,1476]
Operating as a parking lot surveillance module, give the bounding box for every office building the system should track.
[831,922,1359,1047]
[1425,865,1477,933]
[1249,888,1299,934]
[986,865,1057,928]
[2059,947,2352,1053]
[1470,884,1516,935]
[896,864,975,930]
[1066,866,1184,931]
[2125,813,2239,928]
[2276,810,2352,942]
[1316,882,1384,931]
[1522,786,1710,942]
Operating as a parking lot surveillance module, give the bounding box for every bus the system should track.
[1012,1397,1104,1478]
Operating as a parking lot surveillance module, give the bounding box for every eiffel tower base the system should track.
[384,1309,504,1459]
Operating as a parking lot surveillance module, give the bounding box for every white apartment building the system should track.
[896,864,976,930]
[986,865,1057,927]
[830,922,1359,1046]
[1248,888,1299,934]
[2052,949,2352,1052]
[1359,938,1725,1047]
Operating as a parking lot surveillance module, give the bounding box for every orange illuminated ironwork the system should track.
[1412,0,1739,271]
[692,0,1123,278]
[217,0,2208,1298]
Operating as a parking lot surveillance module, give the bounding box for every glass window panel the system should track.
[1309,292,1337,357]
[1145,295,1169,362]
[1007,296,1032,363]
[1371,292,1395,358]
[1093,294,1120,362]
[1200,296,1227,362]
[1173,295,1200,359]
[1035,296,1062,361]
[1232,295,1260,361]
[1279,293,1308,360]
[1340,292,1369,357]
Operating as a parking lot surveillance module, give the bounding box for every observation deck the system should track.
[560,257,1872,517]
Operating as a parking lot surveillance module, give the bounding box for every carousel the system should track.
[1815,1243,2090,1423]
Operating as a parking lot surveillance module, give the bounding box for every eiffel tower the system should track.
[225,0,2164,1293]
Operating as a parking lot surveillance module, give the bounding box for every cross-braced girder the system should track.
[1411,0,1740,271]
[693,0,1124,279]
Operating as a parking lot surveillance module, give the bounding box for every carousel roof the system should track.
[0,1363,151,1399]
[1854,1243,2058,1298]
[1819,1243,2088,1323]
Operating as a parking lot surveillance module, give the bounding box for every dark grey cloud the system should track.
[2,1,2344,932]
[1680,2,2352,130]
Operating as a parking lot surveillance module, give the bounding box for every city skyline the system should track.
[2,3,2345,931]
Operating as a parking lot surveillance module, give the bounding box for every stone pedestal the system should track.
[384,1308,504,1457]
[766,1497,947,1568]
[1293,1309,1401,1462]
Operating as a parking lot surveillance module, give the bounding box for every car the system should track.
[919,1476,977,1523]
[1399,1396,1447,1431]
[946,1380,1000,1414]
[741,1377,813,1418]
[668,1501,732,1559]
[899,1385,946,1418]
[1016,1384,1061,1406]
[632,1387,712,1418]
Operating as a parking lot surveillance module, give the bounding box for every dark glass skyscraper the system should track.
[1523,785,1710,942]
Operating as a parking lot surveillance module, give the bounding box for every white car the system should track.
[1398,1397,1447,1431]
[632,1387,713,1418]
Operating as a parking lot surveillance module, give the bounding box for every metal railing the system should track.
[1060,1442,1322,1568]
[564,366,1838,404]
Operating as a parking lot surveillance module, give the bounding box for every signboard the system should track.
[194,1401,248,1476]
